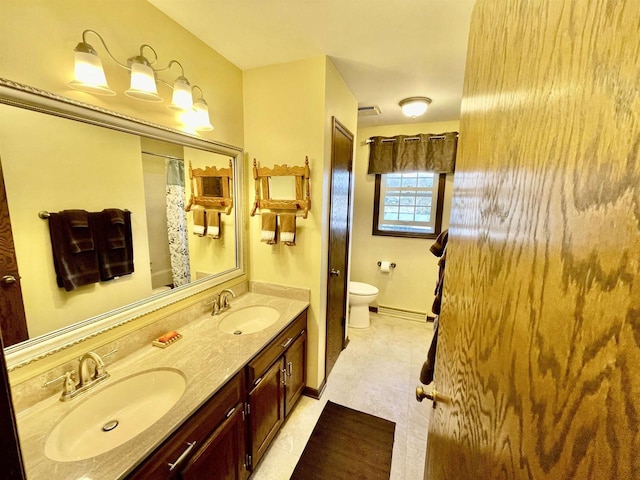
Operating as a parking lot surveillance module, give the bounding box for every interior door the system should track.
[0,333,25,479]
[0,159,28,346]
[425,1,640,479]
[325,117,354,378]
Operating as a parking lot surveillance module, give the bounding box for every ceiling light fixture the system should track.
[399,97,432,118]
[69,30,212,129]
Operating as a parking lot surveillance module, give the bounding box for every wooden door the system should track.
[0,334,25,479]
[0,160,28,346]
[325,117,354,378]
[284,330,306,416]
[248,358,285,468]
[425,1,640,479]
[180,402,248,480]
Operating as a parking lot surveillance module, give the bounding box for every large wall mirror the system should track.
[0,79,245,369]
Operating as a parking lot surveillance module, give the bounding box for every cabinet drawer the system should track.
[246,309,307,388]
[127,370,245,479]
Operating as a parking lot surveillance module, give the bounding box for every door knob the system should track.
[1,275,17,286]
[330,269,341,277]
[416,386,449,409]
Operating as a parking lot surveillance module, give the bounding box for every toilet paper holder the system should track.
[377,261,396,268]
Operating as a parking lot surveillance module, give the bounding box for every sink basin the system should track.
[45,368,186,462]
[219,305,280,335]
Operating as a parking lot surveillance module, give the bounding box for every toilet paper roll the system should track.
[379,261,391,273]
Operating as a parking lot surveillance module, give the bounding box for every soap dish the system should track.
[152,331,182,348]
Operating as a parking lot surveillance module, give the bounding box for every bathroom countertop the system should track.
[15,292,309,480]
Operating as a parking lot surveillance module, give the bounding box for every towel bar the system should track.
[38,209,131,219]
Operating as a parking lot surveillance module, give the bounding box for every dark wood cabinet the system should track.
[246,310,307,470]
[127,308,308,478]
[248,358,286,467]
[127,372,246,480]
[284,330,306,417]
[181,402,248,480]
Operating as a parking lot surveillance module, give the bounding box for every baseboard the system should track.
[368,306,378,313]
[303,380,326,400]
[376,305,431,322]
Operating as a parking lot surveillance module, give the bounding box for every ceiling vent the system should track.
[358,105,382,116]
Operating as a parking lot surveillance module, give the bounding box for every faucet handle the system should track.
[42,371,77,401]
[42,371,75,388]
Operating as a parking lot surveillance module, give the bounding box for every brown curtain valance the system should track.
[367,131,458,174]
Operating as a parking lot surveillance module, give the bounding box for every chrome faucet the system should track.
[211,288,236,315]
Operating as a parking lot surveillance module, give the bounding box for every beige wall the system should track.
[352,120,459,315]
[0,0,244,147]
[244,57,357,389]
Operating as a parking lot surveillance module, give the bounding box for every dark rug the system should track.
[290,401,395,480]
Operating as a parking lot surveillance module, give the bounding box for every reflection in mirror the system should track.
[0,86,243,358]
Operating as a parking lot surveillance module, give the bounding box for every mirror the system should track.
[268,176,297,200]
[0,79,244,367]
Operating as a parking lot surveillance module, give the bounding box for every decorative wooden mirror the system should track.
[185,159,233,215]
[250,157,311,218]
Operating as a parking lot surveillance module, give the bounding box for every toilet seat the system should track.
[349,281,378,296]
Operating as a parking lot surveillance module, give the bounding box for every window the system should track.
[373,171,446,239]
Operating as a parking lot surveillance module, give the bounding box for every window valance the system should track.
[367,131,458,174]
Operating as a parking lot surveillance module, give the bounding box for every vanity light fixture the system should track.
[191,86,214,131]
[69,30,213,128]
[399,96,432,118]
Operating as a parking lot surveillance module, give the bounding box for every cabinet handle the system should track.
[287,361,293,377]
[168,441,197,471]
[226,407,236,418]
[280,337,293,349]
[281,368,287,386]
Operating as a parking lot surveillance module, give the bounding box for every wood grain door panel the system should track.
[425,1,640,479]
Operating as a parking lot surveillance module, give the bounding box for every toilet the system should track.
[348,281,379,329]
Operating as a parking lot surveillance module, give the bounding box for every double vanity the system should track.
[15,291,309,479]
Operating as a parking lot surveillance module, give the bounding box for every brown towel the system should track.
[279,213,296,246]
[261,213,277,244]
[206,210,221,239]
[192,208,206,236]
[48,212,100,291]
[429,229,448,257]
[61,210,94,253]
[95,209,134,280]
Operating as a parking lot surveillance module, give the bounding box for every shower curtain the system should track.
[166,159,191,287]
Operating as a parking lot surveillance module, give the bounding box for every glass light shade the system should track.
[68,49,115,96]
[400,97,431,118]
[125,61,162,102]
[168,76,193,111]
[193,99,214,131]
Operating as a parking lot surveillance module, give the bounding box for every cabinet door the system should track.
[180,402,248,480]
[284,330,306,417]
[248,358,285,468]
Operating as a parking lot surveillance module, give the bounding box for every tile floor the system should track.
[250,312,435,480]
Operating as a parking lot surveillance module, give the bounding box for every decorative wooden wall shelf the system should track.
[250,157,311,218]
[185,159,233,215]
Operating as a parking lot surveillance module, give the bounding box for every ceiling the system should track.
[148,0,476,127]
